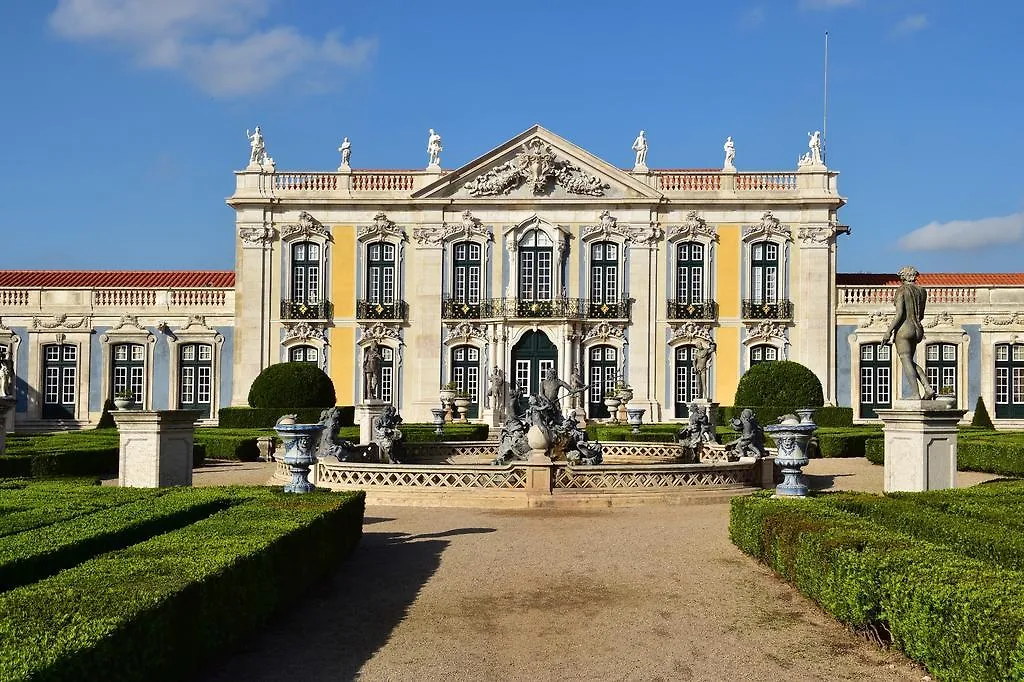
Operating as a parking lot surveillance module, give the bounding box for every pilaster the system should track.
[232,221,276,406]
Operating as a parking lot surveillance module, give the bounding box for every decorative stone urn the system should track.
[626,407,646,435]
[453,396,472,423]
[616,386,633,404]
[430,407,446,435]
[763,414,817,497]
[795,408,815,424]
[603,395,621,423]
[114,395,135,410]
[274,417,326,494]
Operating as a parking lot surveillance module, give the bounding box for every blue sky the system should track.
[2,0,1022,274]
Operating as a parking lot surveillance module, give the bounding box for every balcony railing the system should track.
[441,297,632,320]
[356,299,408,320]
[667,300,718,320]
[741,299,793,320]
[281,299,333,320]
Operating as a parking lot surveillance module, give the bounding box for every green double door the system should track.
[511,330,557,414]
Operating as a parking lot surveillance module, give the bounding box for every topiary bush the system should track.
[247,363,336,409]
[733,360,824,408]
[972,396,995,430]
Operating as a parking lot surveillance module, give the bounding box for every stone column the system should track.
[793,230,836,404]
[232,213,276,406]
[113,410,201,487]
[0,397,14,454]
[876,400,967,492]
[626,237,660,422]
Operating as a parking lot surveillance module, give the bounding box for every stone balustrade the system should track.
[0,287,233,313]
[838,285,983,307]
[657,173,722,191]
[735,172,798,191]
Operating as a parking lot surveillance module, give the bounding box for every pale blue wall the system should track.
[835,325,856,407]
[965,324,982,408]
[89,328,108,412]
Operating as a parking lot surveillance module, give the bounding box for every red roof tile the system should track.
[838,272,1024,286]
[0,271,235,288]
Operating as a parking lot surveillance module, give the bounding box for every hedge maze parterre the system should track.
[0,478,364,682]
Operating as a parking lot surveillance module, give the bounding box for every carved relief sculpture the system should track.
[465,138,609,197]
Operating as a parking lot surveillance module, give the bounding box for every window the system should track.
[178,343,213,418]
[995,343,1024,419]
[674,345,698,418]
[378,346,395,404]
[291,241,321,304]
[859,343,892,419]
[518,229,553,301]
[925,343,957,399]
[111,343,145,404]
[676,242,705,304]
[451,345,480,418]
[588,345,618,419]
[452,241,482,304]
[749,344,778,366]
[589,242,618,305]
[366,242,396,305]
[289,345,319,364]
[750,241,779,303]
[42,344,76,419]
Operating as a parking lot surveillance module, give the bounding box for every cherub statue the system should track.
[373,405,404,463]
[724,408,766,461]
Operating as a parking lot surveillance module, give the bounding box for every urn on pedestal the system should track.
[763,414,816,497]
[274,416,326,494]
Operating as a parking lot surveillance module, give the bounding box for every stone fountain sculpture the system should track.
[677,402,718,461]
[723,408,767,461]
[373,404,404,464]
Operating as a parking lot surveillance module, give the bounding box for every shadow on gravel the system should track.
[198,526,490,682]
[806,472,854,490]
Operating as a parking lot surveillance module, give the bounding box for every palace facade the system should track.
[1,125,1022,431]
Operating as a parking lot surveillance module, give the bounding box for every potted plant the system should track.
[615,381,633,404]
[113,389,135,410]
[453,389,472,423]
[439,381,458,404]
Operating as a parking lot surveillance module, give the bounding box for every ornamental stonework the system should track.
[444,322,487,345]
[667,211,717,242]
[358,211,406,241]
[280,211,331,241]
[464,138,608,197]
[745,320,789,342]
[583,321,626,342]
[359,321,401,342]
[743,210,792,241]
[283,322,327,343]
[238,226,276,246]
[31,314,90,330]
[581,210,630,241]
[670,322,713,344]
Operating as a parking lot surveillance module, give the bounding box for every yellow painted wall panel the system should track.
[715,325,740,404]
[716,224,740,318]
[332,225,356,318]
[330,326,355,405]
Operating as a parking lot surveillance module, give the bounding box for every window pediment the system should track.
[358,211,406,242]
[743,211,792,242]
[667,211,718,243]
[281,211,331,242]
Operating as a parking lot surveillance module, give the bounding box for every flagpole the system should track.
[823,31,829,164]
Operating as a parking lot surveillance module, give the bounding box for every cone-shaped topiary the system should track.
[247,363,336,408]
[971,395,995,429]
[734,360,824,407]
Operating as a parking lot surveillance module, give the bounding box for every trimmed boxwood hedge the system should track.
[733,360,824,408]
[247,363,337,408]
[719,406,853,428]
[217,406,353,429]
[730,484,1024,680]
[0,485,365,682]
[0,481,153,539]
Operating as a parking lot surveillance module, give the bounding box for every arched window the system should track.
[366,241,396,305]
[518,229,553,301]
[925,343,957,398]
[42,343,76,420]
[859,343,891,419]
[750,241,778,304]
[289,345,319,364]
[749,344,778,366]
[995,343,1024,419]
[450,345,480,418]
[179,343,213,418]
[111,343,145,404]
[452,241,482,304]
[588,345,618,419]
[291,241,321,304]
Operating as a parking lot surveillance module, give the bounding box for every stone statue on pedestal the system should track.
[427,129,443,168]
[568,363,586,409]
[246,126,268,166]
[808,131,822,165]
[338,137,352,169]
[632,130,648,170]
[723,136,736,170]
[362,340,382,400]
[488,368,509,426]
[693,341,716,399]
[373,405,404,464]
[881,265,935,399]
[0,358,13,398]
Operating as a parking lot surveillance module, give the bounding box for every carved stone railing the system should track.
[554,462,757,489]
[356,299,407,320]
[94,289,157,307]
[837,286,980,307]
[735,173,798,191]
[667,300,717,321]
[441,297,630,321]
[741,299,794,320]
[317,462,528,489]
[350,172,417,192]
[274,173,340,191]
[281,299,333,320]
[657,173,722,191]
[169,289,228,307]
[0,290,30,307]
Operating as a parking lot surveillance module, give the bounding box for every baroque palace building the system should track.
[1,125,1022,430]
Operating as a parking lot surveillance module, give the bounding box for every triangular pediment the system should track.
[413,125,662,201]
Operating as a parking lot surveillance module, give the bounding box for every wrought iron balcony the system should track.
[666,299,717,320]
[280,299,332,320]
[441,297,632,321]
[741,299,793,320]
[356,299,408,320]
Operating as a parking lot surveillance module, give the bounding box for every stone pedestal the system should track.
[355,400,388,445]
[876,400,967,493]
[113,410,200,488]
[0,397,14,454]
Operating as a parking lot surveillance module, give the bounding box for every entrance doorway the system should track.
[510,330,557,414]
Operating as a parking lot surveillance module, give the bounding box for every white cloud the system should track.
[897,212,1024,251]
[49,0,374,97]
[740,7,766,30]
[799,0,861,10]
[891,14,929,36]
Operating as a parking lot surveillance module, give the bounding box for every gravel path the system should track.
[192,456,989,682]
